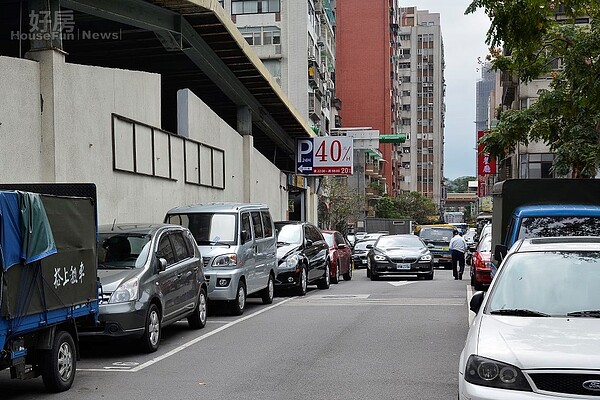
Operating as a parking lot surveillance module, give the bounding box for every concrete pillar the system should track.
[26,49,65,182]
[238,106,253,202]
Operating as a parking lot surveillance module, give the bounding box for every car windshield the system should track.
[322,233,334,247]
[518,216,600,241]
[419,228,453,242]
[166,213,237,245]
[486,251,600,316]
[98,233,152,269]
[276,224,302,245]
[376,235,424,249]
[353,240,375,251]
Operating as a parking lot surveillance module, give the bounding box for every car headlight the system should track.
[109,277,139,304]
[374,254,386,261]
[420,254,432,261]
[464,355,532,392]
[285,254,300,269]
[212,254,238,267]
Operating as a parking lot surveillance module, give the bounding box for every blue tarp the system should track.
[0,191,57,271]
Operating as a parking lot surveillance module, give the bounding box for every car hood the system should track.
[97,268,140,293]
[277,243,301,260]
[378,248,425,258]
[198,245,235,259]
[476,315,600,369]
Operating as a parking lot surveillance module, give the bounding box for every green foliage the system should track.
[318,177,363,235]
[374,192,438,224]
[467,1,600,177]
[445,176,477,193]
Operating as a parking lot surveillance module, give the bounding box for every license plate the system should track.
[362,259,368,264]
[397,263,411,270]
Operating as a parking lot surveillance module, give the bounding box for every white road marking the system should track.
[387,281,417,287]
[77,298,295,373]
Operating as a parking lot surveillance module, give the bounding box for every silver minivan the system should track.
[165,203,277,315]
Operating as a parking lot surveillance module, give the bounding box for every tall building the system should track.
[397,7,446,208]
[476,62,495,132]
[336,0,402,201]
[220,0,338,136]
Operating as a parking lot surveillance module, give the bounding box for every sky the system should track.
[407,1,492,180]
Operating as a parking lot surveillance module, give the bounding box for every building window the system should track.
[520,153,554,178]
[239,26,281,46]
[232,0,280,15]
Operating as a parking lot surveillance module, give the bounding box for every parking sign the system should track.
[296,137,353,176]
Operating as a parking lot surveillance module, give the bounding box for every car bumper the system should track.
[352,256,369,268]
[475,270,492,284]
[459,377,551,399]
[432,254,452,265]
[274,269,301,288]
[79,301,147,339]
[372,262,433,275]
[204,269,244,301]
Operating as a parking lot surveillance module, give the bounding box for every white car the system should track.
[459,236,600,399]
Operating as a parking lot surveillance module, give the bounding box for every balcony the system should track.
[308,60,323,90]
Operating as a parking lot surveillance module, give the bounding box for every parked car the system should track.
[274,221,330,295]
[321,230,353,283]
[461,236,600,399]
[366,234,434,280]
[164,203,277,315]
[352,239,377,269]
[469,233,492,291]
[81,223,207,353]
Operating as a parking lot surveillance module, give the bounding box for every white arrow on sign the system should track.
[297,165,313,173]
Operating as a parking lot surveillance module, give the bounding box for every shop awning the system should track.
[379,134,406,144]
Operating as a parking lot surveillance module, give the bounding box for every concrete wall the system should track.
[0,53,290,225]
[0,56,44,180]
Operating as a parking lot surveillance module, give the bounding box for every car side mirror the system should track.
[306,239,313,247]
[470,291,485,314]
[427,243,434,248]
[157,257,168,272]
[494,244,508,264]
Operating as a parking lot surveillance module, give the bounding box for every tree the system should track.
[374,192,438,224]
[445,176,476,193]
[466,1,600,177]
[318,177,363,235]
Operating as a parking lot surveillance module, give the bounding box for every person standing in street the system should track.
[449,229,467,280]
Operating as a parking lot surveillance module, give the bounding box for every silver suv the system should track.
[165,203,277,315]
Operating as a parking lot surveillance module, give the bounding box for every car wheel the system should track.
[140,303,161,353]
[230,280,246,315]
[425,271,434,280]
[474,281,485,291]
[370,270,378,281]
[343,261,352,281]
[317,261,331,289]
[470,273,475,287]
[261,273,274,304]
[188,287,207,329]
[366,266,371,278]
[331,262,340,284]
[296,266,308,296]
[41,331,76,392]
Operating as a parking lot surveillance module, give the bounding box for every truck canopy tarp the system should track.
[1,194,97,318]
[0,191,57,270]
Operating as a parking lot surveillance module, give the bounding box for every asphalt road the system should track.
[1,268,472,400]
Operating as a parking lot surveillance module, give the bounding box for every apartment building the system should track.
[397,7,446,209]
[219,0,338,136]
[336,0,402,205]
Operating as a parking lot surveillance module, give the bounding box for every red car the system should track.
[321,230,353,283]
[470,233,493,290]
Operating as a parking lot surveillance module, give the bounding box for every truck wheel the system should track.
[41,330,76,392]
[140,303,161,353]
[188,287,208,329]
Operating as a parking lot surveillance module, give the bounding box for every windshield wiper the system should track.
[566,310,600,318]
[490,308,550,317]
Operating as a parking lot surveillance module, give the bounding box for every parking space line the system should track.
[78,298,295,373]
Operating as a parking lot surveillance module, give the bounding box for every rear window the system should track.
[165,213,237,245]
[419,228,453,242]
[518,216,600,240]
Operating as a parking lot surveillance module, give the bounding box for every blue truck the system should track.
[491,179,600,269]
[0,184,99,392]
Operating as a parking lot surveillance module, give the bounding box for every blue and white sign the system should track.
[296,137,353,176]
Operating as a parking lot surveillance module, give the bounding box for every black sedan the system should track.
[274,221,330,295]
[366,234,434,280]
[352,239,377,269]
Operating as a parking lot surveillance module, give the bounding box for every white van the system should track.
[165,203,277,315]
